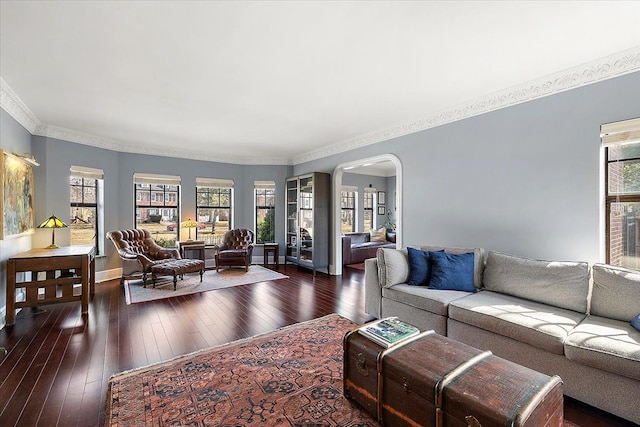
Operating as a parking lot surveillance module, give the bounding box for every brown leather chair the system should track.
[213,229,254,271]
[107,229,180,286]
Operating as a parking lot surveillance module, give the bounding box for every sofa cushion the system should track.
[377,248,409,288]
[417,246,484,289]
[591,264,640,322]
[383,284,474,316]
[483,251,589,313]
[428,251,476,292]
[564,315,640,381]
[448,291,586,354]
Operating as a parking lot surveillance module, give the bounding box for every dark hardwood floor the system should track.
[0,265,635,426]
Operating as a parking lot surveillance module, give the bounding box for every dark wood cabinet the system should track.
[285,172,330,275]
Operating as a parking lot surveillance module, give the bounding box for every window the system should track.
[341,186,357,233]
[196,178,233,245]
[70,166,104,254]
[134,173,180,247]
[255,181,276,244]
[363,188,376,232]
[603,118,640,268]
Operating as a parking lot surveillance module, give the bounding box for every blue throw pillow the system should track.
[428,251,476,292]
[407,247,436,286]
[632,314,640,332]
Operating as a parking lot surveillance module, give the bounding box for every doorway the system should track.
[332,154,402,275]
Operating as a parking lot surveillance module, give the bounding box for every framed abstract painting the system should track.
[1,150,35,239]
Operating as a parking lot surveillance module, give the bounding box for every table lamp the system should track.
[181,219,198,241]
[37,214,68,249]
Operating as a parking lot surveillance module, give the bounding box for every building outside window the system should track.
[134,173,180,247]
[70,166,104,254]
[196,178,233,245]
[363,188,376,232]
[341,186,356,233]
[255,181,276,244]
[603,118,640,269]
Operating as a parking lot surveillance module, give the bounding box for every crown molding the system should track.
[0,77,41,133]
[292,46,640,165]
[3,47,639,166]
[34,124,291,165]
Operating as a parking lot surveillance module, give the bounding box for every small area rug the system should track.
[106,314,582,426]
[124,265,289,304]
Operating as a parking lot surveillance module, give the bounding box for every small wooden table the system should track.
[178,240,206,261]
[5,245,96,325]
[263,243,279,268]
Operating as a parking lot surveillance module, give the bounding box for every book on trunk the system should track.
[358,317,420,348]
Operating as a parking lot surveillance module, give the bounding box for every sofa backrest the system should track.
[344,232,369,244]
[591,263,640,322]
[483,251,590,313]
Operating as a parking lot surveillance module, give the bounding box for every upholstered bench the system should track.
[150,259,205,290]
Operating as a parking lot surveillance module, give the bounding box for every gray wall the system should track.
[0,109,34,310]
[295,71,640,263]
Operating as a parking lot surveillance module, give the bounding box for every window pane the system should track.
[256,207,275,243]
[70,185,83,203]
[83,186,96,203]
[608,158,640,195]
[364,210,373,232]
[70,207,96,245]
[608,201,640,269]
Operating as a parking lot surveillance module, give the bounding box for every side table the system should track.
[178,240,206,261]
[263,243,279,268]
[6,245,96,325]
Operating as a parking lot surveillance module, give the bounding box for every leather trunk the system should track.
[344,325,564,427]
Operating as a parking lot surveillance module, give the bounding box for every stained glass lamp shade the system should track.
[181,219,198,241]
[37,214,68,249]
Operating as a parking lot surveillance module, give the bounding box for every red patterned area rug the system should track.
[107,314,583,426]
[106,314,377,426]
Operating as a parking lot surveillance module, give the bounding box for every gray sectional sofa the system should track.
[364,246,640,424]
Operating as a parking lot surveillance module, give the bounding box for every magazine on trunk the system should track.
[358,317,420,348]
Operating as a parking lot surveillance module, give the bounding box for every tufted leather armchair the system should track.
[213,229,254,272]
[107,229,181,286]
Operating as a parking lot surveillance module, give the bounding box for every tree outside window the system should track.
[341,188,356,233]
[363,189,376,232]
[255,186,276,243]
[196,186,232,245]
[70,169,103,254]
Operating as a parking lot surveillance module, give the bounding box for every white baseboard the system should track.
[96,268,122,283]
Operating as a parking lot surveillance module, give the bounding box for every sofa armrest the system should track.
[342,236,352,265]
[386,231,396,243]
[364,258,382,318]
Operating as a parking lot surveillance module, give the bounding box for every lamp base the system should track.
[45,244,60,249]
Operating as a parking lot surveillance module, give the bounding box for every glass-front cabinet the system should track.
[285,172,330,275]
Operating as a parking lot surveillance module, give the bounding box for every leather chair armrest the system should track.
[136,253,155,271]
[342,236,352,265]
[150,247,180,260]
[246,244,254,258]
[117,248,140,261]
[386,232,397,243]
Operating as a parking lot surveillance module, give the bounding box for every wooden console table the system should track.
[5,245,96,325]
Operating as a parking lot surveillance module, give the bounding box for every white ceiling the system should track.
[1,1,640,165]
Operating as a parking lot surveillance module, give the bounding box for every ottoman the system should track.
[150,259,205,290]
